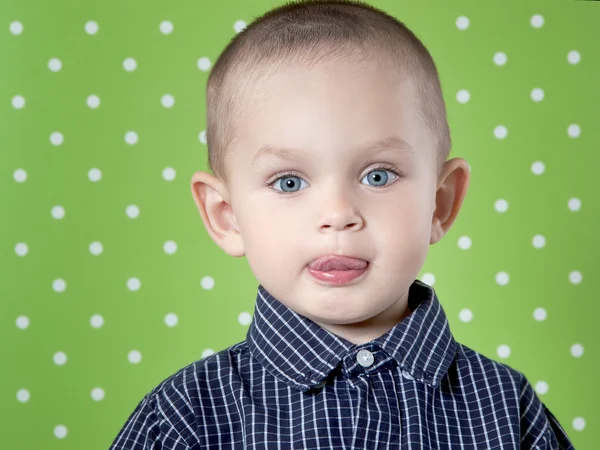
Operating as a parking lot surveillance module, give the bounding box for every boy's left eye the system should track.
[267,165,404,194]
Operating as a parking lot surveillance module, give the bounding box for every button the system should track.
[356,349,374,367]
[402,370,415,380]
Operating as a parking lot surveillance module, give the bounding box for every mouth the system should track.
[307,254,369,286]
[306,263,369,285]
[308,254,368,272]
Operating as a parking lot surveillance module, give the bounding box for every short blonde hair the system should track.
[205,0,451,186]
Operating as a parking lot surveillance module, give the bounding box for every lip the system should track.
[307,264,369,286]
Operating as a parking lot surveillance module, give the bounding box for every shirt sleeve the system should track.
[519,375,575,450]
[108,392,192,450]
[533,403,576,450]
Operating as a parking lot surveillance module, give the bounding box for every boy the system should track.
[110,0,575,448]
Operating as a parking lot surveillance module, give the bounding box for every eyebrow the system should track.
[251,135,414,166]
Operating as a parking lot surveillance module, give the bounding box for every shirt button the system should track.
[356,349,374,367]
[402,369,415,380]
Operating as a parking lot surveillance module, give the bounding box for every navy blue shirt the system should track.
[109,279,575,449]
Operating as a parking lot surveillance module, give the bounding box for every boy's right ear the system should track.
[190,171,246,258]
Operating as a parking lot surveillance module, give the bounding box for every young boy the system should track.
[110,1,575,448]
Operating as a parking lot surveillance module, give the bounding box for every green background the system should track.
[1,0,597,448]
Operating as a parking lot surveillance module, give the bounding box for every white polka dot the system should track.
[10,21,23,35]
[85,20,99,35]
[567,124,581,138]
[89,241,103,256]
[15,242,28,256]
[90,314,104,328]
[493,52,507,66]
[531,161,545,175]
[160,20,173,34]
[126,205,140,218]
[567,50,580,65]
[53,351,67,365]
[573,417,586,431]
[421,273,435,286]
[495,199,509,213]
[234,20,247,33]
[91,387,104,401]
[202,349,215,358]
[533,307,547,321]
[568,198,581,211]
[88,168,102,182]
[50,131,64,146]
[12,95,25,109]
[51,205,65,219]
[570,343,584,358]
[124,131,138,145]
[164,313,178,327]
[48,58,62,72]
[162,167,176,181]
[52,278,66,292]
[530,88,544,102]
[161,94,175,108]
[198,130,207,144]
[87,95,100,109]
[494,125,508,139]
[201,276,215,290]
[123,58,137,71]
[455,16,469,30]
[128,350,142,364]
[569,271,582,284]
[163,241,177,254]
[459,308,473,322]
[127,277,141,291]
[534,380,549,395]
[238,312,252,326]
[497,345,510,359]
[532,235,545,249]
[458,236,472,250]
[54,425,68,439]
[13,168,27,182]
[456,89,470,104]
[197,57,211,71]
[496,272,509,286]
[16,388,30,402]
[16,315,29,329]
[530,14,544,28]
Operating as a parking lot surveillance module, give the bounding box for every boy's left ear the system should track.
[430,158,471,245]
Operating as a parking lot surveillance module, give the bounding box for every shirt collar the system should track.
[247,279,457,393]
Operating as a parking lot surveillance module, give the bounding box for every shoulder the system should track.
[453,341,541,402]
[454,341,527,388]
[149,340,249,400]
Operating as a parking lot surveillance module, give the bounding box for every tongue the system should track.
[320,258,367,271]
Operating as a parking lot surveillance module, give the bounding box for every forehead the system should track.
[231,60,432,167]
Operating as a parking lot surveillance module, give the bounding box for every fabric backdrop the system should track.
[1,0,597,448]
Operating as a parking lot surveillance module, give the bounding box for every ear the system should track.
[430,158,471,245]
[190,171,246,257]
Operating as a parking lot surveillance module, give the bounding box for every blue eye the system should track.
[268,166,402,194]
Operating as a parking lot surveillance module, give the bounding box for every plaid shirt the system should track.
[109,279,575,449]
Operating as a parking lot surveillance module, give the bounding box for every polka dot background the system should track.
[2,0,597,448]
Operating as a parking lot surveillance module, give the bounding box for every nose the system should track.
[318,189,364,232]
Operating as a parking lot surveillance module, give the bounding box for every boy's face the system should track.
[191,57,470,345]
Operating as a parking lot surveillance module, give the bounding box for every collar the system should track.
[246,279,457,393]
